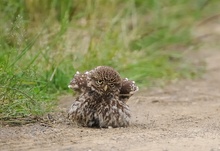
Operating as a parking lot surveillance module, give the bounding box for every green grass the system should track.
[0,0,219,119]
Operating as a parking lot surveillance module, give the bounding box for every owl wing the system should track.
[119,78,139,103]
[68,71,89,93]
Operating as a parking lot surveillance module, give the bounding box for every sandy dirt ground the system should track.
[1,17,220,151]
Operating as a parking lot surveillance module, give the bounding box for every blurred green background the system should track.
[0,0,219,118]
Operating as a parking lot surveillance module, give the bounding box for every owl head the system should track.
[87,66,122,95]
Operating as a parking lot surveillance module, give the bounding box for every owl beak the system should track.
[104,85,108,91]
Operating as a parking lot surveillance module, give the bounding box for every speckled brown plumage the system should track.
[68,66,138,128]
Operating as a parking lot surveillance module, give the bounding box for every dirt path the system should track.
[1,18,220,151]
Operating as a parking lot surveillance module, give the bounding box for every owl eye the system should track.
[109,83,115,87]
[96,80,103,85]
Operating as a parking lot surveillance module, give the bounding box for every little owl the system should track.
[68,66,138,128]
